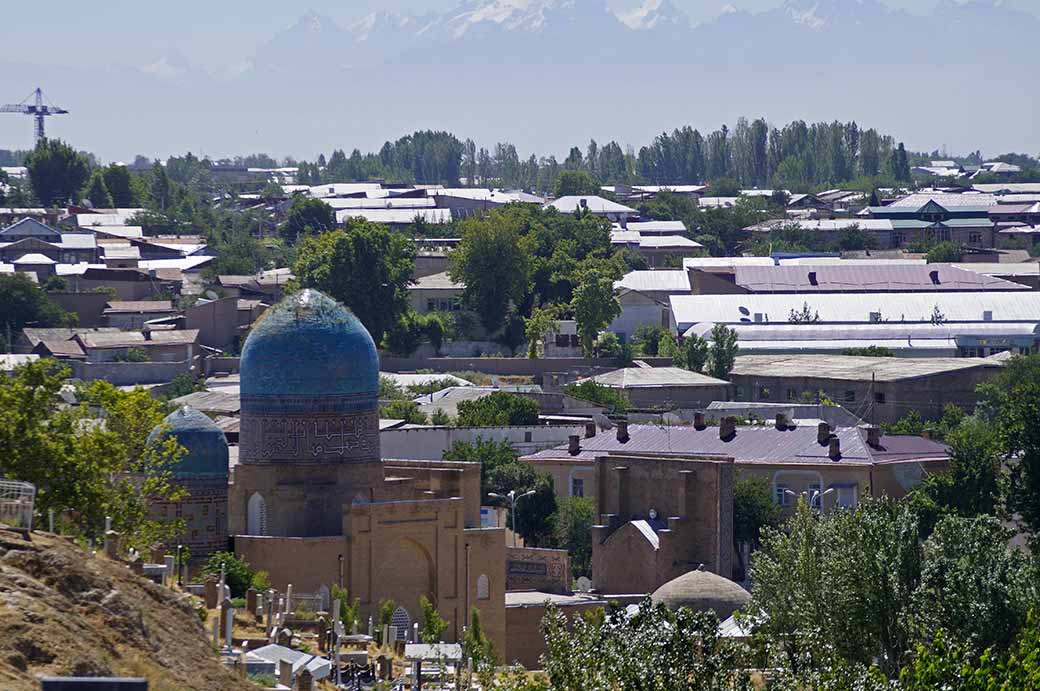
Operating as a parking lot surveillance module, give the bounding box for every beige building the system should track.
[228,290,506,650]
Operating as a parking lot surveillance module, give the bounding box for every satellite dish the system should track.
[738,306,750,316]
[205,290,219,301]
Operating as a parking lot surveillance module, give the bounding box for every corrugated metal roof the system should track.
[684,321,1038,341]
[778,257,926,266]
[613,220,688,234]
[729,354,999,382]
[105,301,173,312]
[546,196,636,215]
[731,264,1027,292]
[324,197,436,210]
[410,271,463,290]
[616,270,690,293]
[521,423,948,466]
[953,262,1040,276]
[335,208,452,224]
[683,256,775,268]
[670,291,1040,330]
[888,193,999,208]
[578,367,730,388]
[638,235,703,249]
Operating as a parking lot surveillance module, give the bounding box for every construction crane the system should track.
[1,88,68,145]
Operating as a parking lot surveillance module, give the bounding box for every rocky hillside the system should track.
[0,528,257,691]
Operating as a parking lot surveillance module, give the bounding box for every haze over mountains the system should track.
[1,0,1036,161]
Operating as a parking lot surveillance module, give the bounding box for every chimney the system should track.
[616,420,629,443]
[929,270,940,285]
[808,271,818,286]
[866,425,881,447]
[693,411,706,430]
[585,422,597,438]
[817,421,831,444]
[568,435,580,455]
[829,437,841,461]
[775,413,787,430]
[720,416,736,441]
[579,198,588,209]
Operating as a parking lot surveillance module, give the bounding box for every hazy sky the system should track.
[4,0,1033,70]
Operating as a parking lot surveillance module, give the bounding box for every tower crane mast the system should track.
[1,88,69,145]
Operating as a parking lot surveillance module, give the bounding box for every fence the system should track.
[0,480,35,533]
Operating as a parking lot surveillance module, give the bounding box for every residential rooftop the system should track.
[728,354,1001,382]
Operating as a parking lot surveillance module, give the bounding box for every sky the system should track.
[3,0,1034,70]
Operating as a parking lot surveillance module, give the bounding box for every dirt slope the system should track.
[0,528,257,691]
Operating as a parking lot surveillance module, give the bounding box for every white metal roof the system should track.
[324,197,435,210]
[546,195,636,215]
[13,253,56,264]
[671,291,1040,331]
[307,182,383,198]
[888,193,998,208]
[335,208,452,224]
[613,220,688,234]
[683,256,775,268]
[616,270,690,293]
[777,257,926,266]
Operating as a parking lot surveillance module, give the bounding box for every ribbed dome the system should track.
[147,405,229,478]
[240,289,378,400]
[650,570,750,620]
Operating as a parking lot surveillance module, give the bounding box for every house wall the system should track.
[47,292,111,327]
[380,425,583,464]
[609,294,670,342]
[186,297,240,349]
[69,358,194,385]
[504,599,609,669]
[463,528,507,656]
[623,383,732,409]
[409,288,462,315]
[728,367,999,423]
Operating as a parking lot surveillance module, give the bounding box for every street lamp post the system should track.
[784,487,835,511]
[488,489,536,547]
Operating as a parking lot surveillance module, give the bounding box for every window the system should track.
[735,386,744,398]
[844,390,855,403]
[808,482,822,508]
[774,484,789,506]
[555,334,570,347]
[892,232,905,247]
[477,574,490,600]
[968,232,983,244]
[571,478,585,498]
[836,485,857,509]
[391,607,411,640]
[786,388,797,401]
[758,386,771,400]
[524,431,532,442]
[247,492,267,536]
[427,299,436,312]
[874,392,886,405]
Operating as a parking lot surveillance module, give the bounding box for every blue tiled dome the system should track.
[240,289,378,401]
[147,405,229,478]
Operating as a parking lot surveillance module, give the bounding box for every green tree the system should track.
[280,196,336,243]
[430,408,452,426]
[554,169,601,197]
[733,474,782,548]
[666,333,710,373]
[102,164,135,207]
[83,170,113,208]
[24,138,90,206]
[448,210,534,333]
[0,362,187,549]
[379,400,428,425]
[571,269,621,356]
[443,438,519,493]
[539,599,750,691]
[707,324,739,379]
[926,241,962,263]
[632,324,672,357]
[976,354,1040,535]
[200,551,255,598]
[0,273,75,349]
[523,304,560,358]
[382,310,427,356]
[464,606,496,668]
[561,381,629,414]
[788,301,820,323]
[419,594,449,643]
[550,496,595,577]
[456,392,539,427]
[331,584,361,632]
[291,220,415,344]
[841,346,894,357]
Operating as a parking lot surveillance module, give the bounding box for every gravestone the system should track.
[317,616,329,653]
[296,668,314,691]
[224,607,235,651]
[203,577,218,609]
[163,555,176,587]
[387,625,398,645]
[277,628,293,648]
[245,588,257,617]
[278,659,293,688]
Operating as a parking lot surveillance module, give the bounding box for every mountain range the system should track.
[1,0,1036,161]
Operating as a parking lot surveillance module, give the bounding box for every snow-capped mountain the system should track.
[618,0,690,30]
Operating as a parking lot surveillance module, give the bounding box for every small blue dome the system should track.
[240,289,379,400]
[148,405,229,478]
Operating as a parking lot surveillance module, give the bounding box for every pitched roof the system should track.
[146,329,199,344]
[546,196,636,215]
[730,264,1027,292]
[521,423,948,467]
[616,270,690,293]
[729,354,1000,382]
[0,217,60,238]
[577,367,730,388]
[12,253,56,264]
[410,271,463,290]
[104,300,174,313]
[21,327,120,347]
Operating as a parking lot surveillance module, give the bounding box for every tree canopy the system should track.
[24,138,91,207]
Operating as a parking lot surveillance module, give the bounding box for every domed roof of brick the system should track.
[239,289,378,400]
[147,405,229,478]
[650,569,750,620]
